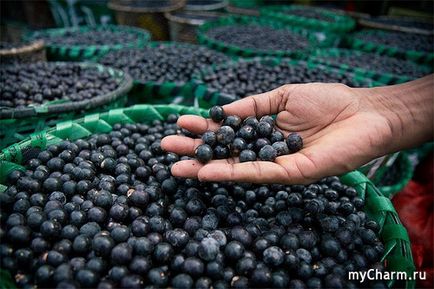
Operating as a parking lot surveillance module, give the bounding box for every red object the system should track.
[392,154,433,288]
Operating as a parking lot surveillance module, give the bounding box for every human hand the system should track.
[161,83,398,184]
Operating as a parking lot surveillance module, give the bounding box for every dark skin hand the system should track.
[162,76,433,184]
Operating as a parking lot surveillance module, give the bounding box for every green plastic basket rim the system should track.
[348,29,434,59]
[260,4,356,33]
[308,48,430,82]
[191,56,376,104]
[0,62,133,120]
[0,104,415,289]
[197,15,321,57]
[25,24,150,51]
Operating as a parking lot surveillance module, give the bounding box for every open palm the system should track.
[161,83,392,184]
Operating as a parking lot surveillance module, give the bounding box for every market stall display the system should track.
[0,105,414,289]
[26,25,151,61]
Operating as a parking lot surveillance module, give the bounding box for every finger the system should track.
[197,159,306,184]
[171,160,204,178]
[161,135,202,156]
[171,158,237,179]
[223,85,295,118]
[177,115,220,134]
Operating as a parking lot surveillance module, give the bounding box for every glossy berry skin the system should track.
[237,125,256,141]
[263,246,285,267]
[231,138,247,156]
[287,133,303,153]
[214,145,230,159]
[258,145,277,161]
[195,144,213,163]
[257,121,273,137]
[239,150,256,162]
[223,115,242,130]
[272,141,289,156]
[202,131,217,146]
[216,126,235,145]
[209,106,225,122]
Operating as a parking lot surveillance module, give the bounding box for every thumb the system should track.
[222,84,295,119]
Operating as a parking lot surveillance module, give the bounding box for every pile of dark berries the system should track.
[196,59,368,99]
[204,25,310,52]
[0,114,388,289]
[313,49,430,79]
[98,44,230,84]
[353,30,433,53]
[0,62,120,109]
[32,28,143,47]
[195,106,303,163]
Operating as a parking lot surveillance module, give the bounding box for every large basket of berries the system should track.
[191,57,377,108]
[25,25,151,61]
[307,48,432,85]
[197,15,331,58]
[0,104,414,289]
[260,5,356,34]
[0,62,133,149]
[346,29,434,65]
[97,41,231,106]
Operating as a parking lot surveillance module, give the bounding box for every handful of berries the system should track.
[195,106,303,163]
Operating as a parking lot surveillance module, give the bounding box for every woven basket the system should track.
[0,62,133,148]
[0,40,46,64]
[191,57,377,108]
[0,104,415,289]
[25,25,150,61]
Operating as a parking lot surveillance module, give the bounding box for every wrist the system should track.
[354,76,433,152]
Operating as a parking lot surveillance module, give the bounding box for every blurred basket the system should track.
[308,48,432,84]
[96,41,231,106]
[184,0,228,11]
[260,5,356,34]
[0,40,46,64]
[0,62,133,149]
[0,104,415,289]
[358,15,434,36]
[191,58,377,108]
[197,15,332,58]
[165,10,224,43]
[108,0,186,40]
[346,30,434,65]
[25,24,150,61]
